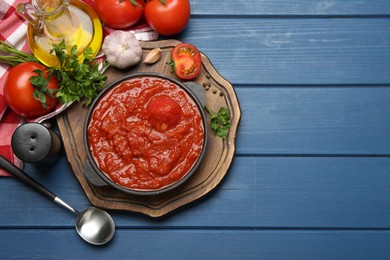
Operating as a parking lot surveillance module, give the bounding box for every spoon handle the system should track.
[0,155,56,201]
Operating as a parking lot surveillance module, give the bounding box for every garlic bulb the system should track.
[102,30,142,69]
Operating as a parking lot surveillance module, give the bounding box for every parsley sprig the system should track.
[48,41,107,105]
[0,40,39,65]
[205,106,232,140]
[29,41,106,106]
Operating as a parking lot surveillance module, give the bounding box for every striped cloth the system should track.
[0,0,158,176]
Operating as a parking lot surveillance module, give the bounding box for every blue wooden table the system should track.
[2,1,390,259]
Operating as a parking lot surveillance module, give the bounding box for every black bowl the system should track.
[84,73,207,196]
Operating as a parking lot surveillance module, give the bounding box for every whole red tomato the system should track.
[94,0,144,29]
[145,0,190,36]
[147,95,182,131]
[4,62,59,118]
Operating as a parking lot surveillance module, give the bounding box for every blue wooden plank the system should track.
[179,18,390,85]
[236,86,390,155]
[190,0,390,15]
[2,156,390,228]
[0,0,389,258]
[1,229,390,259]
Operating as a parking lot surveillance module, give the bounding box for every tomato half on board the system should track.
[4,62,59,118]
[94,0,144,29]
[144,0,190,36]
[170,43,202,80]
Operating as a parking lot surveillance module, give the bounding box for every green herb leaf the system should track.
[205,106,232,140]
[30,69,57,109]
[160,0,166,5]
[49,40,107,105]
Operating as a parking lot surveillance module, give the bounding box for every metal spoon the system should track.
[0,155,115,245]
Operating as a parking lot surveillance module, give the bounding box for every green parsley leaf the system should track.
[205,106,232,140]
[29,69,56,109]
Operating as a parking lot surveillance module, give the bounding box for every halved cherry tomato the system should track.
[4,62,59,118]
[170,43,202,80]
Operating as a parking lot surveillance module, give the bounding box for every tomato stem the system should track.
[159,0,166,5]
[129,0,139,6]
[168,59,175,72]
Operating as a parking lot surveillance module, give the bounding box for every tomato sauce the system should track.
[87,76,205,191]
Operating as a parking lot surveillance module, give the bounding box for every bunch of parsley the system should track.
[32,41,107,106]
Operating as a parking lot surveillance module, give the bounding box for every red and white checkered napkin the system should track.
[0,0,158,176]
[0,0,28,176]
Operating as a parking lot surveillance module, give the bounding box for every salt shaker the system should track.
[11,123,62,163]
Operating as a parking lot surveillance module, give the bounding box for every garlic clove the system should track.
[144,48,162,64]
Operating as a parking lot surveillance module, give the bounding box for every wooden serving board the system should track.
[57,40,241,217]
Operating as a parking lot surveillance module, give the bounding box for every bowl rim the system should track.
[83,72,208,196]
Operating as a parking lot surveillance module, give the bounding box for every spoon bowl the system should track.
[76,207,115,245]
[0,155,115,245]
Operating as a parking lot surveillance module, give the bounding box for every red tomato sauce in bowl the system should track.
[86,74,206,194]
